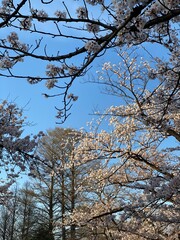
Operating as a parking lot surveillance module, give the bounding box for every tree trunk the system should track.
[61,170,66,240]
[10,187,18,240]
[49,175,55,240]
[2,213,8,240]
[70,163,76,240]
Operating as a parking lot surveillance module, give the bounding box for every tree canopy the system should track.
[0,0,179,239]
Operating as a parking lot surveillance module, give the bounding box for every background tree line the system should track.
[0,126,179,240]
[0,128,103,240]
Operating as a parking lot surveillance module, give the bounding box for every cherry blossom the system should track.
[0,100,42,202]
[76,7,88,19]
[85,40,101,53]
[61,47,179,237]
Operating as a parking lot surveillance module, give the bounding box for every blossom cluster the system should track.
[7,32,28,52]
[20,17,32,30]
[0,0,13,14]
[86,23,100,33]
[54,10,66,18]
[67,93,78,101]
[76,7,88,19]
[31,9,49,22]
[27,77,42,84]
[85,40,101,53]
[85,0,104,5]
[46,64,62,78]
[45,79,58,89]
[0,57,13,69]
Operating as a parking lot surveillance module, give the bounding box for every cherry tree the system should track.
[66,104,179,238]
[0,0,179,122]
[0,1,179,238]
[61,45,179,238]
[0,100,41,202]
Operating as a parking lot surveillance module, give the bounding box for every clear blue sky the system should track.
[0,0,124,135]
[0,1,169,136]
[0,52,121,134]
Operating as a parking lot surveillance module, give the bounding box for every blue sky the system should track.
[0,0,172,136]
[0,0,120,135]
[0,43,168,136]
[0,51,121,134]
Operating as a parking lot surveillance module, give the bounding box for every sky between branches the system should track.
[0,0,172,135]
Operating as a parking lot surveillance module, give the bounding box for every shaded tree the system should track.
[0,205,11,240]
[9,185,19,240]
[31,225,54,240]
[18,183,37,240]
[30,127,102,240]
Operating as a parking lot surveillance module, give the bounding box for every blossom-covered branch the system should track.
[0,0,179,122]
